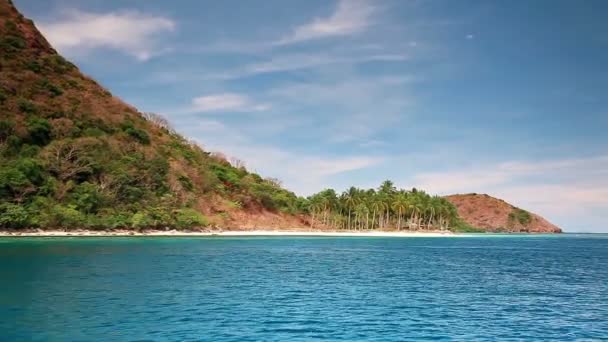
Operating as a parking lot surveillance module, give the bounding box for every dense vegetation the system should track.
[0,3,302,230]
[306,181,467,231]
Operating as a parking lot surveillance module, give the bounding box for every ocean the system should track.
[1,234,606,341]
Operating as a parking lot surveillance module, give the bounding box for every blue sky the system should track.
[15,0,608,232]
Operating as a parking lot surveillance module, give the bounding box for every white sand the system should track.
[0,229,455,237]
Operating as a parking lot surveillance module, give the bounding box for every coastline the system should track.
[0,229,455,238]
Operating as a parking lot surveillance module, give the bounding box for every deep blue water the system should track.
[1,235,607,341]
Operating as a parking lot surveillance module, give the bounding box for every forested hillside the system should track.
[0,0,305,230]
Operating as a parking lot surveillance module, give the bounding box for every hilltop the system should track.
[445,194,562,233]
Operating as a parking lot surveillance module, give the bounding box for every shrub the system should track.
[14,158,45,185]
[509,208,532,226]
[82,127,105,137]
[4,20,18,34]
[18,144,40,158]
[70,182,104,214]
[0,35,26,52]
[49,204,86,228]
[3,135,22,156]
[43,55,75,73]
[40,79,63,97]
[26,118,52,146]
[131,211,152,230]
[174,208,208,229]
[18,98,36,114]
[0,202,31,229]
[125,127,150,144]
[0,120,15,142]
[25,60,42,73]
[95,210,131,229]
[0,166,31,199]
[178,175,194,191]
[226,200,242,209]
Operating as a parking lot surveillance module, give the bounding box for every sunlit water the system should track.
[1,234,607,341]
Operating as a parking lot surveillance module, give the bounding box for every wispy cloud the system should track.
[267,74,414,143]
[178,118,384,194]
[191,93,270,113]
[215,52,407,80]
[38,9,175,61]
[138,51,409,85]
[277,0,377,45]
[195,119,227,132]
[410,155,608,231]
[413,156,608,194]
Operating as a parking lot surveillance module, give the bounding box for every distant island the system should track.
[0,1,561,234]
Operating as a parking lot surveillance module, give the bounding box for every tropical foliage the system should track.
[304,180,462,231]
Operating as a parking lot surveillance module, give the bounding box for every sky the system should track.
[15,0,608,232]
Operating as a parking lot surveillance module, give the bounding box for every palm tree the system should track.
[391,194,407,230]
[409,196,422,230]
[309,201,323,229]
[370,198,383,229]
[354,203,369,230]
[342,187,358,230]
[378,180,396,195]
[304,180,461,232]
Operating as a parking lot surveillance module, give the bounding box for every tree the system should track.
[392,194,408,230]
[142,112,175,134]
[41,138,100,181]
[26,118,52,146]
[342,187,358,230]
[370,197,383,229]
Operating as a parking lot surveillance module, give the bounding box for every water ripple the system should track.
[0,235,607,341]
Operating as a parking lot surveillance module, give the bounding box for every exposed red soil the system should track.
[445,194,562,233]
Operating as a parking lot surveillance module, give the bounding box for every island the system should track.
[0,1,561,235]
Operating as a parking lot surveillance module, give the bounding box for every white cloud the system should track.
[466,34,474,40]
[191,93,270,113]
[277,0,377,45]
[38,9,175,61]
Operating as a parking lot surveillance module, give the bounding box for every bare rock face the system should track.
[445,194,562,233]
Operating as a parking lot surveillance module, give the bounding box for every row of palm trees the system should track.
[305,180,458,231]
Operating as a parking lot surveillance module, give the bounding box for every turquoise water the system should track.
[1,235,607,341]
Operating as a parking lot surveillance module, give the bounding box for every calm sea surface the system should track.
[0,234,607,341]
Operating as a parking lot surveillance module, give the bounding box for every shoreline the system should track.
[0,229,455,238]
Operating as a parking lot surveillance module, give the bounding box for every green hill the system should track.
[0,0,306,230]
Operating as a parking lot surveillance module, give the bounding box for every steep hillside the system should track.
[445,194,562,233]
[0,0,307,230]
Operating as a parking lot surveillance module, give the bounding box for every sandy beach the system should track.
[0,230,455,238]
